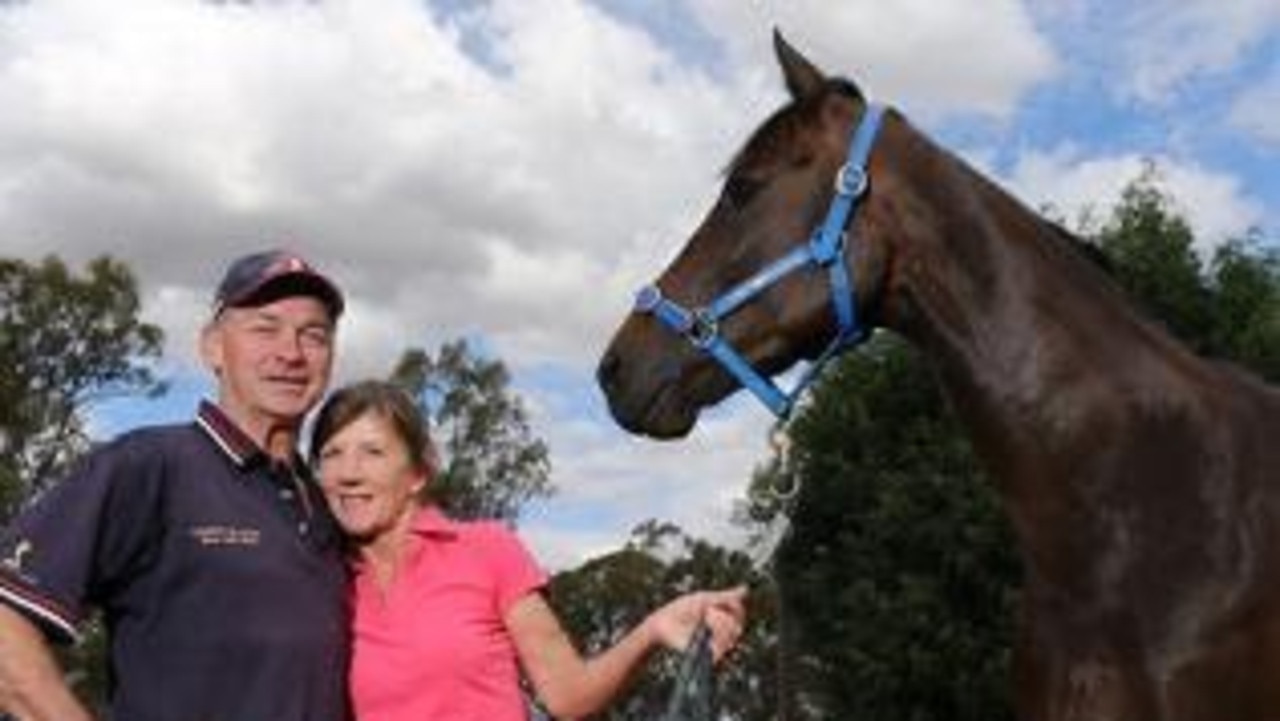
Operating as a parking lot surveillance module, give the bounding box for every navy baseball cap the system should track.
[213,250,344,321]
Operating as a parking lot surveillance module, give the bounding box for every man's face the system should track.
[201,295,336,434]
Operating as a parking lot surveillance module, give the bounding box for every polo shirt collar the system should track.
[195,400,274,469]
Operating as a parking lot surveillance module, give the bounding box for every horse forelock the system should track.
[723,79,862,179]
[722,104,801,180]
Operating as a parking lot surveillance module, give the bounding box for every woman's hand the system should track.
[509,586,748,717]
[646,586,748,662]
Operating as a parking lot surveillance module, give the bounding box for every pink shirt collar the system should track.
[349,505,456,574]
[409,505,459,538]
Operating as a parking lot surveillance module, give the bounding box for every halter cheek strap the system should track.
[634,104,886,419]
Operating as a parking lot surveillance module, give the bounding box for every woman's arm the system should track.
[506,587,745,719]
[0,605,93,721]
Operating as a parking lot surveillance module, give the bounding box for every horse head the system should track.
[597,32,903,438]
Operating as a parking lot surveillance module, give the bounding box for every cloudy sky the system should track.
[1,0,1276,569]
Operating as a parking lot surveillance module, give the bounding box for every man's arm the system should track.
[0,604,92,721]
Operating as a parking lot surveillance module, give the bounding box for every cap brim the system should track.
[223,272,344,320]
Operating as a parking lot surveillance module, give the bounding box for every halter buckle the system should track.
[634,285,663,313]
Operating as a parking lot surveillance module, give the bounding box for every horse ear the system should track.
[773,28,825,100]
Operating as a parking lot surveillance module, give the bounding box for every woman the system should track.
[310,380,747,720]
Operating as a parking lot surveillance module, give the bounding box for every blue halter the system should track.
[633,104,886,419]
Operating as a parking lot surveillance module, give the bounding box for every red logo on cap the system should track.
[268,255,310,276]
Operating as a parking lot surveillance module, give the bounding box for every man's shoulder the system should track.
[93,420,205,465]
[114,419,199,445]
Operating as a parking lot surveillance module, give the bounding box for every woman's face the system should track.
[315,411,426,541]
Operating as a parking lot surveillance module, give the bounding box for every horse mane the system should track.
[1048,220,1114,275]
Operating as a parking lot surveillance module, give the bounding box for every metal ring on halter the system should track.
[834,164,868,197]
[767,424,790,457]
[763,425,802,502]
[746,471,802,510]
[687,309,719,348]
[767,468,802,502]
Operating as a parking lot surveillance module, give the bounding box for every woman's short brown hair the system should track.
[310,380,437,476]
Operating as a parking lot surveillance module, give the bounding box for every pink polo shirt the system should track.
[348,506,549,721]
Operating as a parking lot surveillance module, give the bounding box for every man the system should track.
[0,250,350,721]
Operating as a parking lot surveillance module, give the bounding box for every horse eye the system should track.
[721,175,765,209]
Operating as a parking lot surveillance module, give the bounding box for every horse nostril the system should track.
[597,350,622,392]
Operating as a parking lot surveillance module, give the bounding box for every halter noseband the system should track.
[633,104,886,419]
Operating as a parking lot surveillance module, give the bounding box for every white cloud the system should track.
[0,0,1067,371]
[0,0,737,362]
[1229,65,1280,149]
[1119,0,1280,102]
[1003,145,1265,252]
[522,392,774,570]
[691,0,1058,118]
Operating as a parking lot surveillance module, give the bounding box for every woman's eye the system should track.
[722,175,764,209]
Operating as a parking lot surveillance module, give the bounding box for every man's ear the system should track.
[199,321,224,375]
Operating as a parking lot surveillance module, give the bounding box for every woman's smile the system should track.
[315,413,425,540]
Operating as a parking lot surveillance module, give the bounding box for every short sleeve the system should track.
[0,432,166,643]
[476,523,548,616]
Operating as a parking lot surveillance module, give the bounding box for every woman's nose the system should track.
[318,459,359,485]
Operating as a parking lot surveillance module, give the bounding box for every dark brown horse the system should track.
[597,32,1280,721]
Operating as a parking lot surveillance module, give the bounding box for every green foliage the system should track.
[390,338,552,522]
[769,337,1018,720]
[1204,235,1280,381]
[1096,169,1280,380]
[0,464,21,531]
[0,255,164,521]
[548,521,778,720]
[58,618,110,709]
[1095,166,1213,347]
[0,253,163,713]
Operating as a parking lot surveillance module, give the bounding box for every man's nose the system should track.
[273,331,307,362]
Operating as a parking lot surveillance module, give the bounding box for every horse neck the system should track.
[874,126,1206,479]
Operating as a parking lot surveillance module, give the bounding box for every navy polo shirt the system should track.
[0,401,351,721]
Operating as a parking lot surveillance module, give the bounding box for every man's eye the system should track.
[301,328,332,347]
[245,321,278,335]
[722,176,765,209]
